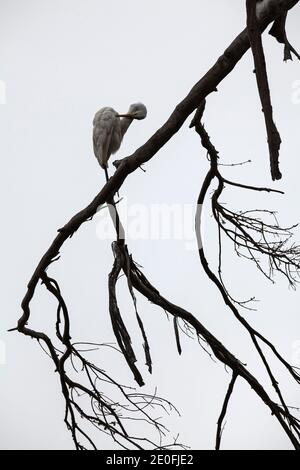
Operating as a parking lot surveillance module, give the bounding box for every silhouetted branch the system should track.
[99,184,300,449]
[191,101,300,447]
[120,243,300,449]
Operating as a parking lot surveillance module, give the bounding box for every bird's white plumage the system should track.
[92,103,147,170]
[93,107,122,169]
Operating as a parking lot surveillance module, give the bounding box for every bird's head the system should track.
[118,103,147,120]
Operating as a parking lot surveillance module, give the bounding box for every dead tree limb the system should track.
[101,187,300,449]
[191,100,300,447]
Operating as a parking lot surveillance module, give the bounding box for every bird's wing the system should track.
[93,108,117,168]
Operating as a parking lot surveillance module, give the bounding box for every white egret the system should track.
[93,103,147,181]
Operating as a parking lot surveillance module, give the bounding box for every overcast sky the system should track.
[1,0,300,450]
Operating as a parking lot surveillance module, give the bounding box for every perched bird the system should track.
[93,103,147,181]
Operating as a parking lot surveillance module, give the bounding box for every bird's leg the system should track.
[104,167,109,183]
[104,167,120,198]
[104,167,122,239]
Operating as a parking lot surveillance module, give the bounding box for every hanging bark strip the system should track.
[108,242,144,386]
[246,0,282,180]
[215,373,237,450]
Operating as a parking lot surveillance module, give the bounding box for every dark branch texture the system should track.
[13,0,300,450]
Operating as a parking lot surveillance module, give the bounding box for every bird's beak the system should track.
[117,113,134,118]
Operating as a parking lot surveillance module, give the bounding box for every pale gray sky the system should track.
[1,0,300,450]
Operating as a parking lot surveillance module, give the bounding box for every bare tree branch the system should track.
[191,100,300,447]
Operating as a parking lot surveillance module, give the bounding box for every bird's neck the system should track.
[120,116,134,137]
